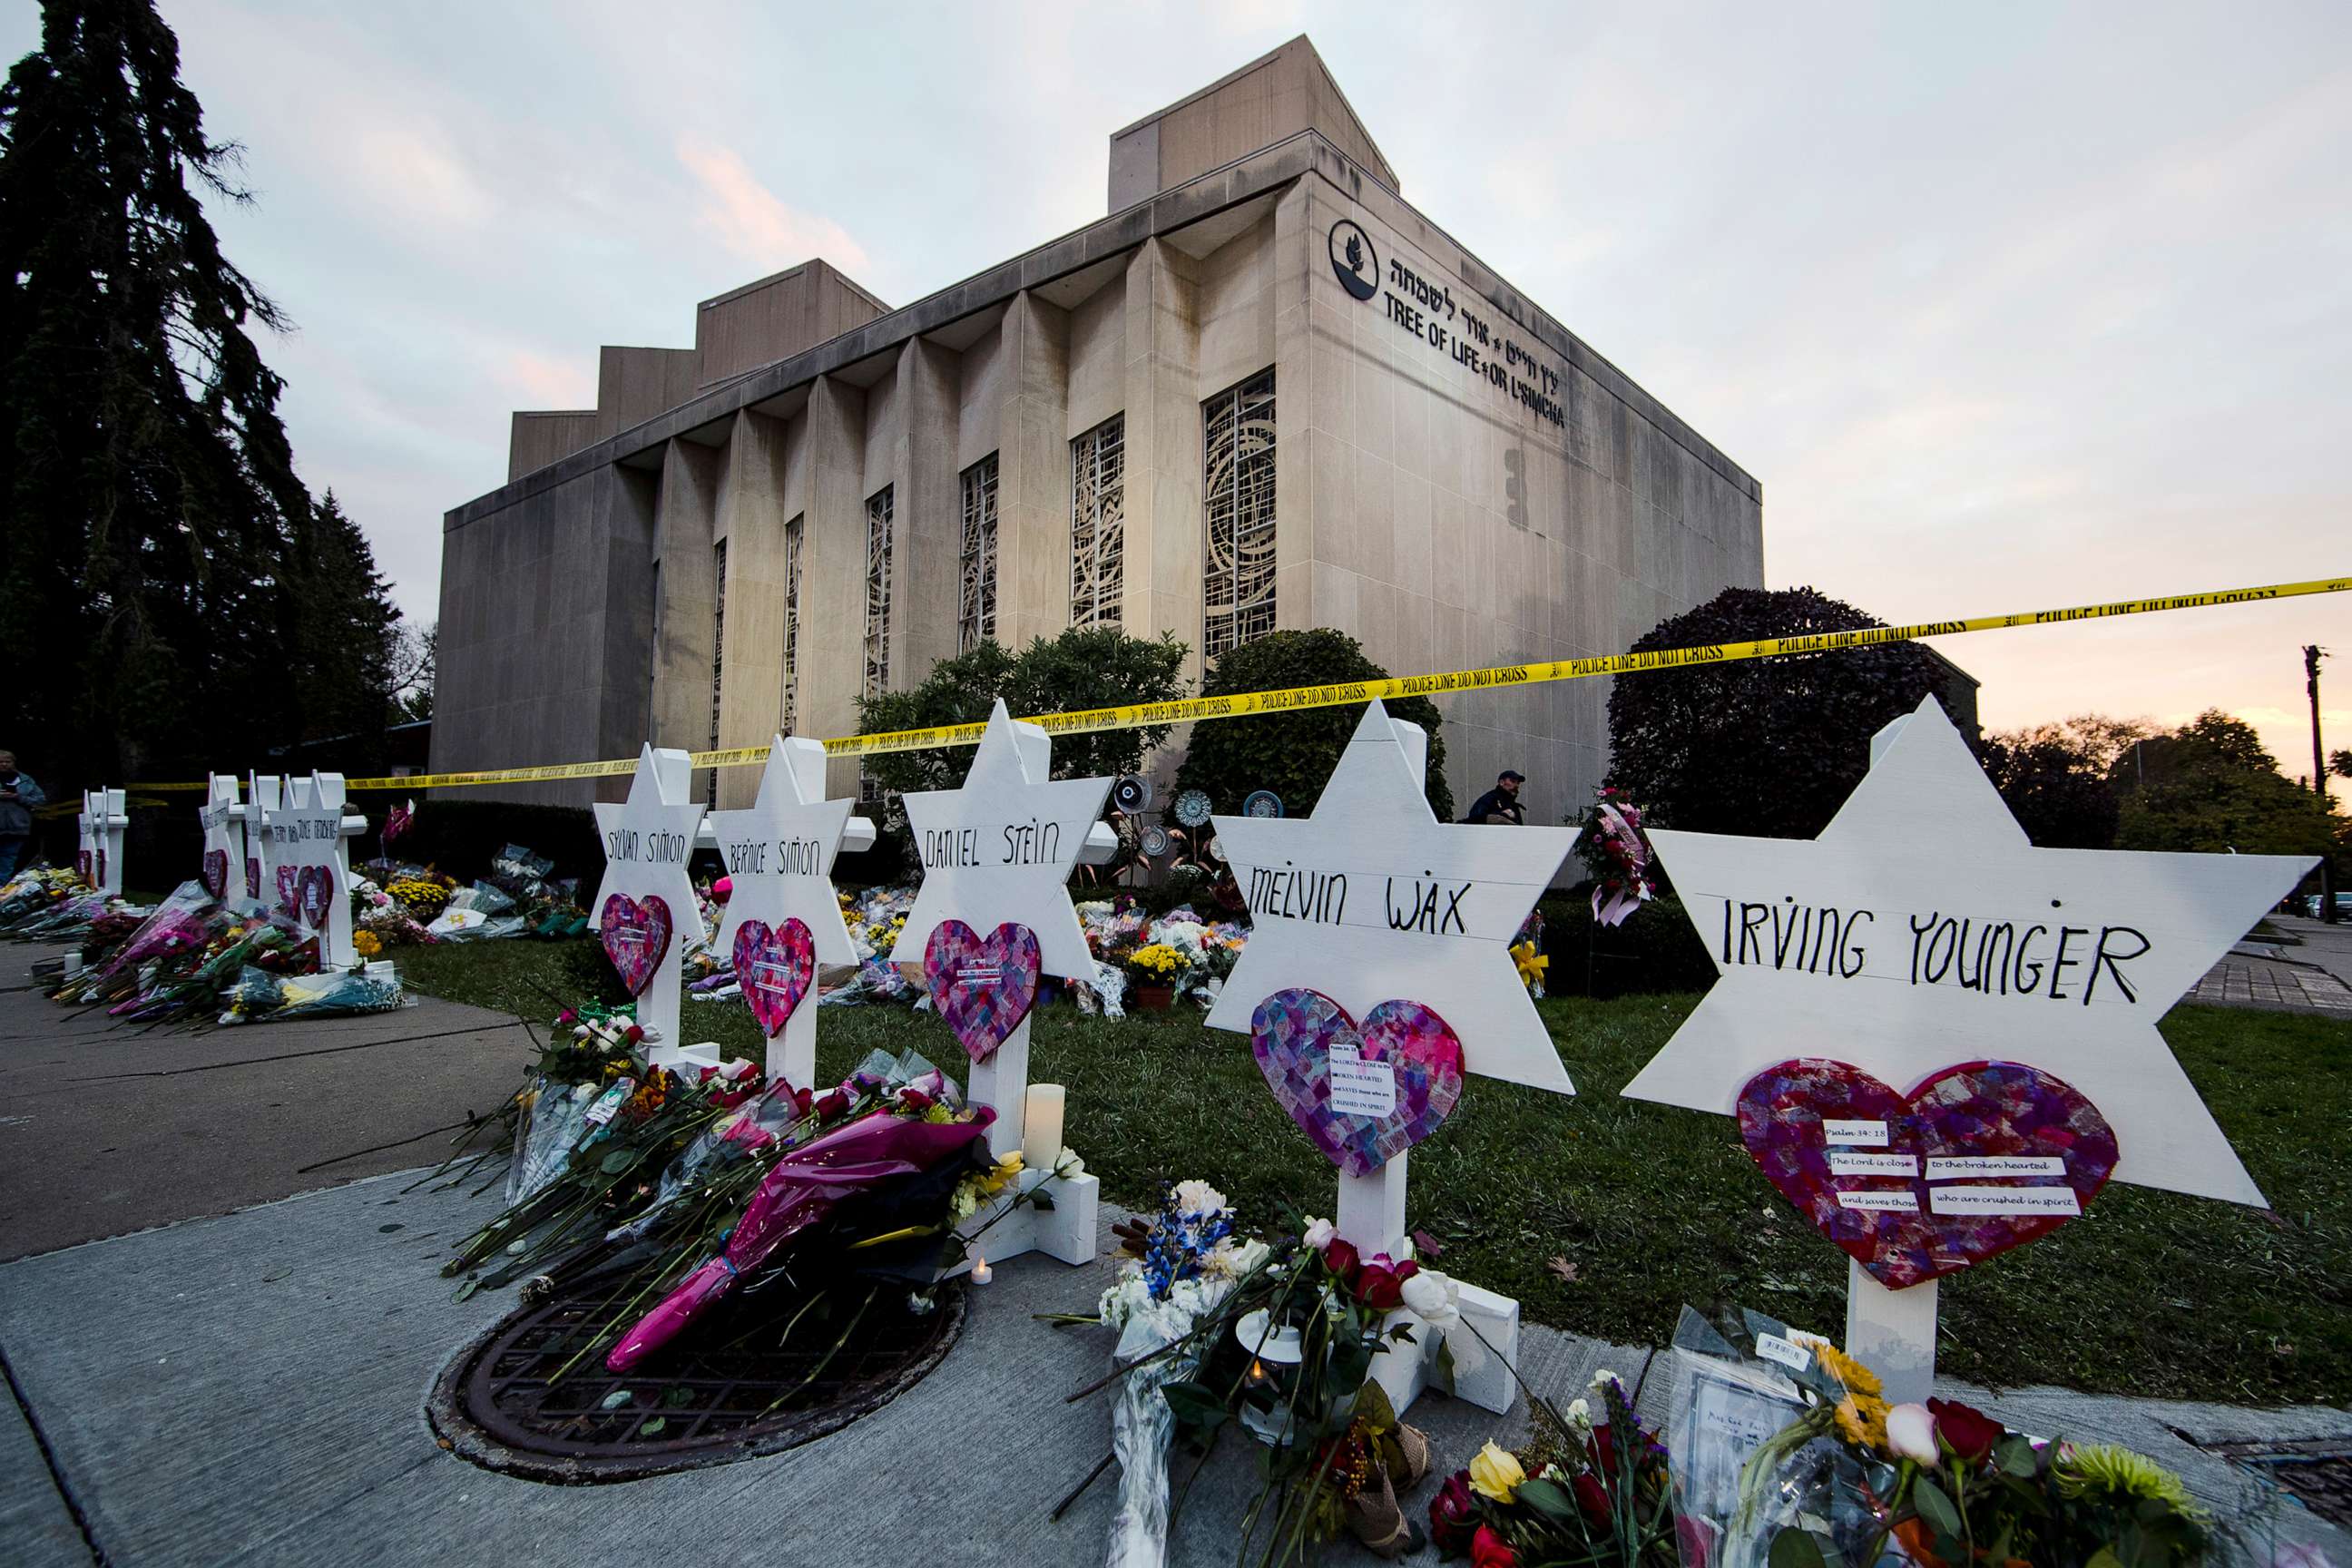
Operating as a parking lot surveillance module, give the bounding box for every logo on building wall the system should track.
[1328,220,1378,302]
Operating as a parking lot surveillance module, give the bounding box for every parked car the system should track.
[2303,893,2352,918]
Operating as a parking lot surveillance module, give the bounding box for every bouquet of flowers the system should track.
[1575,787,1658,929]
[1429,1367,1681,1568]
[1123,942,1191,990]
[220,962,407,1025]
[1063,1212,1448,1567]
[1723,1318,2214,1568]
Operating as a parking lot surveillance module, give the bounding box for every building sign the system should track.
[1329,219,1565,430]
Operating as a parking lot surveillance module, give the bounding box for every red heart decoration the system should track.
[1738,1059,2121,1289]
[600,893,674,997]
[733,917,817,1037]
[298,866,334,930]
[201,849,230,901]
[923,921,1042,1063]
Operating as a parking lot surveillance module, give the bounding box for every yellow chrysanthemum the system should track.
[1511,940,1547,991]
[1808,1341,1884,1401]
[2057,1445,2206,1518]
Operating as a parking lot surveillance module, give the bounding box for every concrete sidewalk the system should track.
[0,944,531,1260]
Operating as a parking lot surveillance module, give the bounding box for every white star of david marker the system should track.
[897,701,1112,981]
[1621,696,2317,1207]
[1204,701,1583,1094]
[707,736,861,969]
[592,747,709,1041]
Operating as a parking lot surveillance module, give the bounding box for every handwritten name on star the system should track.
[722,837,828,877]
[603,828,692,866]
[921,818,1067,869]
[1709,893,2153,1006]
[1246,863,1493,938]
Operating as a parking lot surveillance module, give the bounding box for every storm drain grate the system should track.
[2200,1438,2352,1531]
[427,1272,966,1483]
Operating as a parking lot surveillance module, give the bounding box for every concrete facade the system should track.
[435,36,1766,821]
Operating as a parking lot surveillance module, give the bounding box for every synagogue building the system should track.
[432,36,1767,821]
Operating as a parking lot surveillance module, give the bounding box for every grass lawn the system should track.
[399,939,2352,1407]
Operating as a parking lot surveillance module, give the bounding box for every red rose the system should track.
[1354,1258,1420,1310]
[1322,1237,1360,1279]
[622,1024,645,1044]
[897,1088,933,1113]
[1926,1398,2004,1464]
[1573,1472,1612,1522]
[1428,1472,1477,1554]
[813,1089,848,1121]
[1470,1524,1517,1568]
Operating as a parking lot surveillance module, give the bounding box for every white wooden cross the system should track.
[700,735,873,1088]
[1206,701,1583,1417]
[590,746,707,1051]
[894,700,1116,1271]
[264,772,368,969]
[1623,696,2317,1402]
[78,789,126,896]
[200,774,247,903]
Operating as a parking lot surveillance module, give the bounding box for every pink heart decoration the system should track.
[77,849,92,881]
[733,917,817,1037]
[297,867,334,930]
[923,921,1042,1063]
[1250,989,1467,1178]
[245,857,260,899]
[600,893,673,997]
[201,849,230,901]
[1738,1059,2121,1290]
[274,865,301,921]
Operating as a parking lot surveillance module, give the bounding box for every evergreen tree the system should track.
[0,1,396,787]
[292,488,399,765]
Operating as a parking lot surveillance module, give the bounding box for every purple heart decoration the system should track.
[77,849,92,881]
[201,849,230,901]
[297,866,334,931]
[245,857,260,899]
[1738,1058,2121,1289]
[275,865,301,921]
[733,917,817,1037]
[600,893,673,997]
[1250,989,1467,1178]
[923,920,1042,1063]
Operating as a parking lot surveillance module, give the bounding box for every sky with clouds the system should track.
[8,0,2347,793]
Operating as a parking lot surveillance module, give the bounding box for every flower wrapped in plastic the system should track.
[220,963,406,1025]
[604,1102,996,1372]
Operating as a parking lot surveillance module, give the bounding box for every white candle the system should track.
[970,1256,992,1285]
[1021,1083,1066,1172]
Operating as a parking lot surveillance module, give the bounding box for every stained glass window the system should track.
[864,487,894,699]
[780,514,803,734]
[958,454,999,652]
[1203,369,1277,659]
[1070,416,1125,628]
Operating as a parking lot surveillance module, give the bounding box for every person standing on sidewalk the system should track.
[1463,769,1527,825]
[0,751,46,878]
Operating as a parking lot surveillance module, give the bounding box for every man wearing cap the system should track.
[1463,769,1526,826]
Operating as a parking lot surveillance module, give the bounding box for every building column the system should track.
[800,375,870,801]
[649,439,725,783]
[1121,237,1205,682]
[997,290,1074,651]
[712,409,793,808]
[894,338,962,683]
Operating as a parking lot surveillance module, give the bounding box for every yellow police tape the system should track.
[125,573,2350,794]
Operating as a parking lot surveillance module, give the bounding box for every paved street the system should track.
[2190,916,2352,1015]
[2,951,2347,1565]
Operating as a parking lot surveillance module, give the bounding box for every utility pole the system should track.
[2308,644,2337,923]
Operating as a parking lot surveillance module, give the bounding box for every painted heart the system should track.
[275,865,301,921]
[733,917,817,1037]
[77,849,92,881]
[600,893,674,997]
[1250,989,1467,1178]
[1738,1059,2121,1289]
[298,866,334,931]
[923,921,1042,1063]
[245,857,260,899]
[201,849,230,901]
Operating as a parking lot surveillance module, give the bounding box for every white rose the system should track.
[1302,1217,1337,1251]
[1566,1396,1593,1432]
[1398,1269,1460,1331]
[1171,1179,1228,1218]
[1214,1237,1270,1279]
